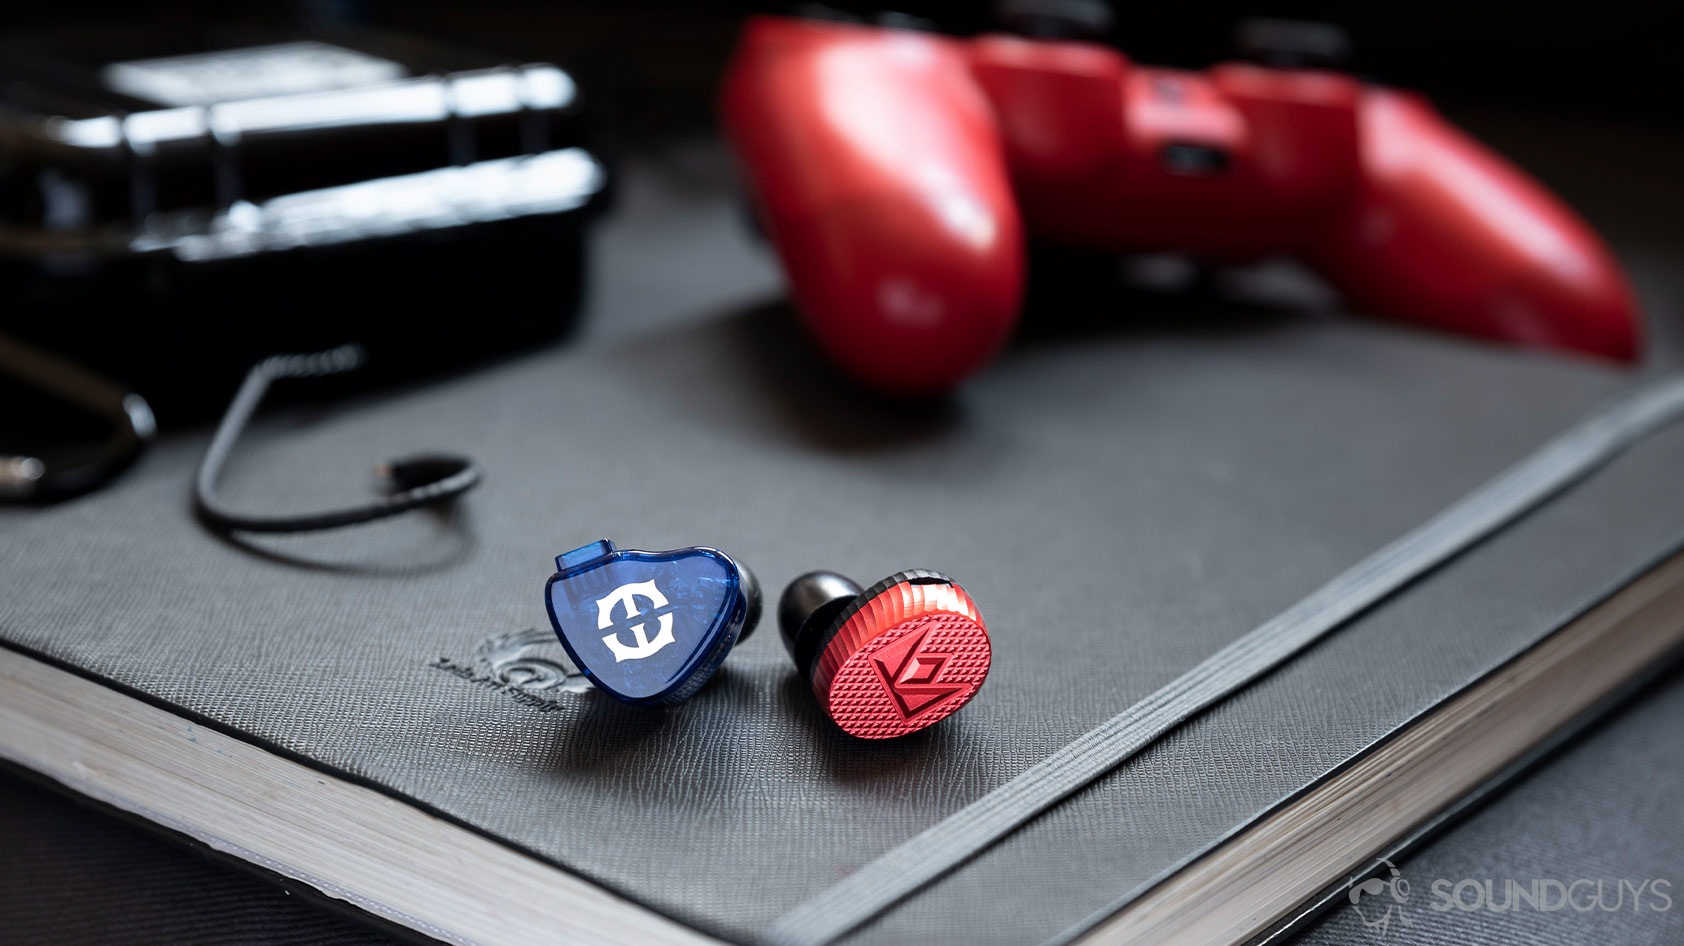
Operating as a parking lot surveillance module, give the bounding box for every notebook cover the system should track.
[2,145,1683,945]
[6,663,1681,946]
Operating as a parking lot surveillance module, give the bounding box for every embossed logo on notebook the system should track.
[430,627,593,711]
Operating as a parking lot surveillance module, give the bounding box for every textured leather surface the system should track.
[1293,666,1684,945]
[773,376,1684,946]
[2,142,1683,946]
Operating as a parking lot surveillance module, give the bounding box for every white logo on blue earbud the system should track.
[596,579,677,662]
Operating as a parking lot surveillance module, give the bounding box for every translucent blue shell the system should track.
[544,539,753,704]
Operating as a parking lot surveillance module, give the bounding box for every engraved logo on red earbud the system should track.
[869,622,964,719]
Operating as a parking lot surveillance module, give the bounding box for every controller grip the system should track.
[721,18,1025,393]
[1311,90,1639,360]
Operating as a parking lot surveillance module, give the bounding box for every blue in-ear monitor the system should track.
[544,540,760,704]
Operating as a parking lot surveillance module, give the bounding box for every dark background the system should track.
[9,0,1681,147]
[2,3,1680,945]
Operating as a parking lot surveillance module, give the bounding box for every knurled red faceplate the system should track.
[814,580,991,739]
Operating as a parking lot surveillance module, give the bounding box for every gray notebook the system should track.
[3,146,1683,946]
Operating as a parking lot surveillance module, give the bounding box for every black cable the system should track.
[0,330,156,502]
[193,345,481,533]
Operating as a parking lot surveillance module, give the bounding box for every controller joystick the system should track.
[722,15,1642,393]
[779,570,992,739]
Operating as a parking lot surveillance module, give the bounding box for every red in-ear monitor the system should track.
[779,570,992,739]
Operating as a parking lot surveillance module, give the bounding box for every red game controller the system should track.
[721,15,1641,394]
